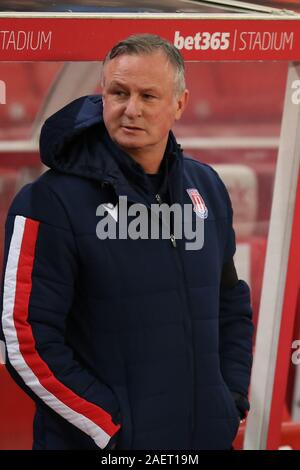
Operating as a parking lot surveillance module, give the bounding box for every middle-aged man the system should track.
[0,34,253,450]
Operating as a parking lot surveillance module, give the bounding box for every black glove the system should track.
[106,411,121,450]
[106,431,120,450]
[231,392,250,420]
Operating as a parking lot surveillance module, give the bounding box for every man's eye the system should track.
[113,91,126,97]
[143,94,155,100]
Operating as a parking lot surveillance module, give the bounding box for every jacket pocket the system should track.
[221,382,241,442]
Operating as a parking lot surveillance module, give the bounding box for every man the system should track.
[0,34,253,450]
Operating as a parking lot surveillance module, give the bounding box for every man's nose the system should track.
[124,95,142,118]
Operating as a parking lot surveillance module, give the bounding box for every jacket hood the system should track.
[40,95,117,183]
[39,95,181,196]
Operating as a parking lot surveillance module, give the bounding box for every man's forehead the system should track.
[102,54,174,91]
[104,51,172,75]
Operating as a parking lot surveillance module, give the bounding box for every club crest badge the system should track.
[186,188,208,219]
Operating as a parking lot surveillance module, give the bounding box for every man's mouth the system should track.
[121,125,144,131]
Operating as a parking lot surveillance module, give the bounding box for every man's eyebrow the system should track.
[108,80,127,88]
[140,87,159,94]
[108,80,159,93]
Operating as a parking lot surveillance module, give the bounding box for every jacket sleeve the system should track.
[218,178,254,406]
[0,180,120,449]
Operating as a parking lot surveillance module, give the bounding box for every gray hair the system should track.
[102,34,186,97]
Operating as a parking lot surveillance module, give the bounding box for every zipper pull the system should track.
[155,193,162,204]
[155,193,176,247]
[170,234,177,248]
[101,180,110,189]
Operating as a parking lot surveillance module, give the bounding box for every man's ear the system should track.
[100,71,106,106]
[101,89,106,107]
[175,89,189,121]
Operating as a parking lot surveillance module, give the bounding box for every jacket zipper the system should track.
[103,180,196,444]
[155,191,196,443]
[155,193,177,248]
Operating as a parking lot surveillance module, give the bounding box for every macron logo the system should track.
[174,31,230,51]
[102,203,118,222]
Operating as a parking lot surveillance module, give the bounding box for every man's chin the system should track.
[114,137,145,152]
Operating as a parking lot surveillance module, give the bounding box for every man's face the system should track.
[102,51,188,159]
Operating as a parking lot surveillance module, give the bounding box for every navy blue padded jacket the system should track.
[0,95,253,450]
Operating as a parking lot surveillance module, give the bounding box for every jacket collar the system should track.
[39,94,183,205]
